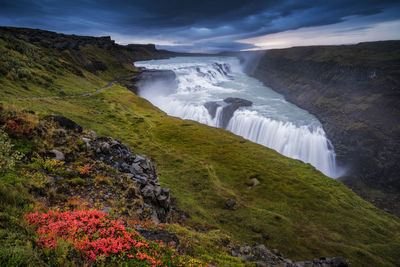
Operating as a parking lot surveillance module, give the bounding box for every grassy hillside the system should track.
[1,28,400,266]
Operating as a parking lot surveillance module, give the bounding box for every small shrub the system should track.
[79,163,93,176]
[32,156,64,174]
[5,116,36,136]
[0,126,23,174]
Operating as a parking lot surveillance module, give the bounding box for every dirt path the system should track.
[11,75,134,100]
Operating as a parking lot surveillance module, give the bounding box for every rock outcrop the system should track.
[89,136,172,223]
[204,97,253,129]
[41,116,172,223]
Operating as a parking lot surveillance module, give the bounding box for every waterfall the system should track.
[227,110,336,177]
[135,56,339,178]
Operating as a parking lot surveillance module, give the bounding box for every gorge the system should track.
[135,57,339,178]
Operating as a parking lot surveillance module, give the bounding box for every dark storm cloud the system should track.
[0,0,399,52]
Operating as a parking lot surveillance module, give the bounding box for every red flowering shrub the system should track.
[5,116,35,136]
[26,210,179,266]
[80,163,94,176]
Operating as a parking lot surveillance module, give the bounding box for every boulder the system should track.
[136,229,179,249]
[204,97,253,129]
[45,115,83,132]
[225,199,236,209]
[51,149,65,161]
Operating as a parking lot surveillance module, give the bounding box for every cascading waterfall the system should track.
[135,57,339,178]
[226,110,337,176]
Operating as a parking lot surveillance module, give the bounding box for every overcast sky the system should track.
[0,0,399,52]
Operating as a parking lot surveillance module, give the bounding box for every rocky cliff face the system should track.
[247,41,400,215]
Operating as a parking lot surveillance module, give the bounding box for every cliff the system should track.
[248,41,400,215]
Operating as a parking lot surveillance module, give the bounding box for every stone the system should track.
[101,142,110,153]
[161,188,170,195]
[81,137,91,149]
[284,259,293,264]
[137,229,179,249]
[204,101,221,119]
[271,249,282,257]
[225,199,236,209]
[51,149,65,161]
[101,206,112,213]
[130,163,143,175]
[81,137,91,143]
[134,155,147,163]
[142,184,155,200]
[126,187,138,199]
[88,130,97,137]
[45,115,82,132]
[240,246,251,254]
[157,194,170,208]
[331,257,348,267]
[251,178,260,186]
[119,162,130,173]
[154,186,162,197]
[204,97,253,129]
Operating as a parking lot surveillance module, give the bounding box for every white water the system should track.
[135,57,339,178]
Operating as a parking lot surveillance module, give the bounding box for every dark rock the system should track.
[225,199,236,209]
[204,97,253,129]
[331,257,348,267]
[262,233,270,240]
[271,249,282,257]
[119,162,130,173]
[101,142,110,153]
[45,115,82,133]
[157,194,170,208]
[81,137,91,149]
[154,186,162,197]
[137,229,179,249]
[212,62,231,76]
[126,187,139,199]
[130,163,143,175]
[134,155,147,163]
[141,184,156,202]
[204,101,221,119]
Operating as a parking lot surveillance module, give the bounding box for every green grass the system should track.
[1,29,400,266]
